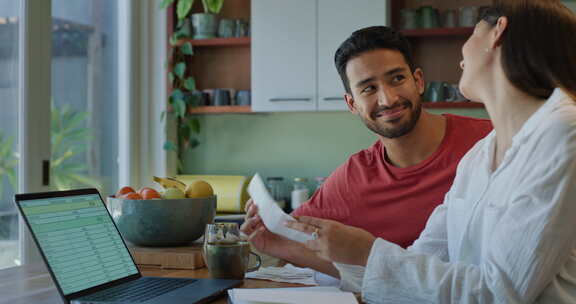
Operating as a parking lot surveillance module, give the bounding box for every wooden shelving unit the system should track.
[177,37,251,47]
[185,102,483,114]
[401,27,474,37]
[391,0,491,103]
[188,105,252,114]
[423,101,483,109]
[167,0,252,115]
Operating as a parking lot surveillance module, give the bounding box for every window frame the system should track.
[11,0,172,268]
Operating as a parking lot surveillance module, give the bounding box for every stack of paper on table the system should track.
[228,287,358,304]
[245,264,317,285]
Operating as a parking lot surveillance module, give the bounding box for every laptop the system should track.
[14,188,242,304]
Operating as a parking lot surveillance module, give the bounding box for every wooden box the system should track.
[128,244,205,270]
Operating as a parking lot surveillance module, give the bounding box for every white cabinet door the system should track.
[252,0,317,112]
[317,0,389,111]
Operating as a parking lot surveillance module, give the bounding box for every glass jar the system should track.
[314,176,327,191]
[266,176,286,209]
[291,177,309,210]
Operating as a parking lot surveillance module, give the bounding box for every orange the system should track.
[141,188,161,200]
[116,186,135,198]
[121,192,143,200]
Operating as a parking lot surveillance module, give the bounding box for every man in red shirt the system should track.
[241,26,492,277]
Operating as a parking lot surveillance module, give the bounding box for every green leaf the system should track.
[189,118,201,134]
[169,34,179,46]
[179,23,191,37]
[181,42,194,55]
[177,0,195,20]
[174,62,186,79]
[183,77,196,91]
[202,0,224,14]
[180,124,191,142]
[168,72,175,84]
[160,0,175,9]
[189,138,200,148]
[174,97,187,118]
[163,141,178,151]
[170,89,185,104]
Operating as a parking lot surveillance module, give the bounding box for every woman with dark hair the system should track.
[286,1,576,302]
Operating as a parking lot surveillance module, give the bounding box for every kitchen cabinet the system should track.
[251,0,390,112]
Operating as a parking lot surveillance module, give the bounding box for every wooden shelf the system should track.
[177,37,251,47]
[423,101,484,108]
[185,102,483,114]
[401,27,474,37]
[188,105,252,114]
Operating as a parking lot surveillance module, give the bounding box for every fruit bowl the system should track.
[107,195,217,246]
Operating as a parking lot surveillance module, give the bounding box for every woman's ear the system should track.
[492,16,508,48]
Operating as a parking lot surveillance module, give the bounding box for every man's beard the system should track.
[361,98,422,139]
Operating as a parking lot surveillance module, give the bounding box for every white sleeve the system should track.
[360,144,576,303]
[333,201,449,293]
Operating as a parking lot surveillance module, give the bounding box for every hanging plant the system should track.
[160,0,203,171]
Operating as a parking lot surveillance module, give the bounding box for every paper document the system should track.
[248,173,313,243]
[228,287,358,304]
[245,263,317,285]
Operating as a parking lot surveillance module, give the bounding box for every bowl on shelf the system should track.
[107,196,217,247]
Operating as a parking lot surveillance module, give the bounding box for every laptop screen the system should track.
[19,193,138,295]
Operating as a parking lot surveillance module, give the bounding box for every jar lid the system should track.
[293,177,308,182]
[266,176,284,181]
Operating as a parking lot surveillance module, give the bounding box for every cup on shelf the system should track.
[419,6,439,29]
[218,19,236,38]
[442,9,457,28]
[459,6,480,27]
[400,8,419,29]
[444,84,460,102]
[190,90,210,106]
[426,81,461,102]
[235,90,251,106]
[235,19,250,37]
[213,88,234,106]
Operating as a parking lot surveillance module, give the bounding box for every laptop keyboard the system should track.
[81,277,197,302]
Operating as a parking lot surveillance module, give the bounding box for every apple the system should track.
[162,188,186,199]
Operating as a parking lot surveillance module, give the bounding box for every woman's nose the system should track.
[460,61,465,70]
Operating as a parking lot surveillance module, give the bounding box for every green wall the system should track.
[182,108,489,187]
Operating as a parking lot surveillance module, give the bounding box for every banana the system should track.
[153,176,186,192]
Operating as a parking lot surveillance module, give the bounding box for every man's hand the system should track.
[285,216,376,266]
[240,199,291,259]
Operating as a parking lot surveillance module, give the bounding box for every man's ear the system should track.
[345,93,358,114]
[413,68,425,95]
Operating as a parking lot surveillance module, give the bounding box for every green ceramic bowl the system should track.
[107,195,217,246]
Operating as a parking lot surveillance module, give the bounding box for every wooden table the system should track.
[0,263,306,304]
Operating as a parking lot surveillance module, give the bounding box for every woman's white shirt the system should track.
[340,88,576,303]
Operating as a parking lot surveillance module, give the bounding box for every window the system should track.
[0,0,121,270]
[51,0,119,193]
[0,0,20,270]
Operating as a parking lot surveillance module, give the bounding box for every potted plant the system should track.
[192,0,225,39]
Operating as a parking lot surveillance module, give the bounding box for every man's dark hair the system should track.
[481,0,576,99]
[334,26,416,95]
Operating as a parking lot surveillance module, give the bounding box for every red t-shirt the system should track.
[292,114,493,248]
